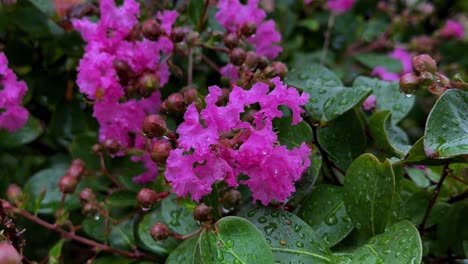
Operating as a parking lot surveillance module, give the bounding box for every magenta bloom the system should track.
[362,95,376,111]
[372,47,412,81]
[327,0,356,14]
[371,66,399,81]
[166,78,311,205]
[439,20,464,39]
[0,52,29,132]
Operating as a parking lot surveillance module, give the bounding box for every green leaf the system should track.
[297,185,354,247]
[317,110,366,171]
[285,64,371,123]
[404,191,450,228]
[353,77,414,124]
[199,216,274,263]
[361,20,389,42]
[166,235,201,264]
[82,216,107,242]
[424,89,468,159]
[47,239,64,264]
[350,220,422,263]
[276,117,312,150]
[92,256,134,264]
[343,154,395,237]
[69,132,101,171]
[405,167,431,188]
[109,219,135,251]
[0,116,43,149]
[368,111,411,156]
[437,201,468,256]
[106,190,138,208]
[240,207,332,263]
[188,0,205,29]
[353,53,403,73]
[161,194,200,235]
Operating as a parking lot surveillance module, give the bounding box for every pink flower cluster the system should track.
[439,20,464,39]
[304,0,356,14]
[372,47,412,81]
[362,94,376,111]
[0,52,29,132]
[165,77,311,205]
[73,0,178,183]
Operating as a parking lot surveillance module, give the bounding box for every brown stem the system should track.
[0,201,24,253]
[199,43,230,53]
[419,163,450,232]
[171,227,202,240]
[320,13,335,65]
[3,201,160,262]
[448,190,468,204]
[201,55,221,73]
[98,153,124,188]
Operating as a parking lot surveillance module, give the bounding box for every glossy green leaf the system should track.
[424,89,468,159]
[317,110,366,171]
[404,191,450,228]
[350,220,422,263]
[297,185,354,247]
[241,206,332,263]
[69,132,101,170]
[109,219,135,251]
[82,216,107,242]
[48,239,64,264]
[285,64,371,123]
[353,77,414,124]
[405,167,431,188]
[0,116,43,149]
[161,194,199,235]
[198,216,274,263]
[188,0,205,29]
[276,117,312,150]
[353,53,403,73]
[368,111,411,156]
[166,235,200,264]
[92,256,133,264]
[343,154,395,237]
[106,190,138,208]
[437,201,468,256]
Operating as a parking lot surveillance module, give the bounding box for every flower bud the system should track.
[419,71,435,89]
[59,175,78,194]
[185,31,200,46]
[183,88,198,104]
[113,59,135,83]
[143,115,167,138]
[193,203,212,222]
[103,139,121,154]
[223,189,241,209]
[271,61,288,78]
[91,144,102,153]
[137,188,159,209]
[82,202,98,216]
[79,188,95,204]
[229,48,246,66]
[150,141,172,163]
[244,51,258,69]
[150,223,170,241]
[170,27,185,43]
[240,22,257,37]
[138,72,160,97]
[399,73,421,94]
[412,54,437,74]
[223,33,239,49]
[67,159,85,180]
[165,93,185,115]
[257,56,269,70]
[263,66,276,78]
[6,184,23,205]
[435,73,450,87]
[142,19,162,41]
[0,242,22,264]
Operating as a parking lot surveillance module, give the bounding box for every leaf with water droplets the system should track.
[161,194,199,235]
[349,220,422,264]
[240,206,333,263]
[368,111,411,157]
[424,89,468,159]
[297,185,354,247]
[353,77,414,124]
[166,235,201,264]
[285,64,371,123]
[317,110,366,171]
[343,154,396,238]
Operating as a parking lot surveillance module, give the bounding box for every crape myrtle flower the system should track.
[73,0,177,183]
[372,47,412,81]
[439,20,464,40]
[0,52,29,132]
[165,77,311,205]
[362,94,376,111]
[327,0,356,14]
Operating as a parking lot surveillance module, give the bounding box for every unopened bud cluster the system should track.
[136,188,170,210]
[58,159,86,195]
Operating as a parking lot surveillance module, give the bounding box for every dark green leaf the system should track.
[343,154,395,237]
[0,116,43,149]
[368,111,411,156]
[276,117,312,150]
[161,194,199,235]
[353,53,403,73]
[297,185,354,247]
[69,132,101,170]
[240,206,332,263]
[106,190,138,208]
[92,256,133,264]
[424,89,468,159]
[437,201,468,256]
[109,219,135,251]
[166,235,200,264]
[48,239,64,264]
[317,110,366,171]
[188,0,205,29]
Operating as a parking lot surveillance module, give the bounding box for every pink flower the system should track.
[165,78,311,205]
[371,47,412,81]
[327,0,356,14]
[0,52,29,132]
[304,0,313,4]
[362,95,376,111]
[439,20,464,39]
[371,66,399,81]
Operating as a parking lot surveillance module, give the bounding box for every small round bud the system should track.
[150,141,172,163]
[165,93,185,115]
[150,223,170,241]
[223,33,239,49]
[193,203,212,222]
[82,202,98,215]
[223,190,241,209]
[59,175,78,194]
[141,19,162,40]
[137,188,159,209]
[67,160,85,180]
[263,66,276,78]
[435,73,450,87]
[244,51,258,69]
[183,88,198,104]
[240,22,257,37]
[229,48,246,66]
[399,73,421,94]
[6,184,23,204]
[185,31,200,46]
[126,25,141,41]
[143,115,167,138]
[113,59,134,83]
[271,61,288,78]
[257,56,269,70]
[138,72,160,97]
[0,242,22,264]
[79,188,96,204]
[412,54,437,74]
[103,139,120,154]
[170,27,185,43]
[419,72,435,89]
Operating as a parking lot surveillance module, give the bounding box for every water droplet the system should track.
[293,224,302,232]
[234,259,242,264]
[296,241,304,248]
[325,215,338,226]
[266,238,271,244]
[318,88,327,94]
[141,207,151,212]
[382,249,391,254]
[170,210,181,226]
[339,99,348,105]
[404,93,413,98]
[258,216,267,223]
[271,211,279,218]
[284,219,292,225]
[441,124,448,130]
[247,208,259,217]
[264,223,278,236]
[280,240,287,246]
[310,98,319,104]
[93,214,100,220]
[216,250,224,261]
[299,73,308,80]
[341,216,351,223]
[452,119,460,126]
[225,239,234,248]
